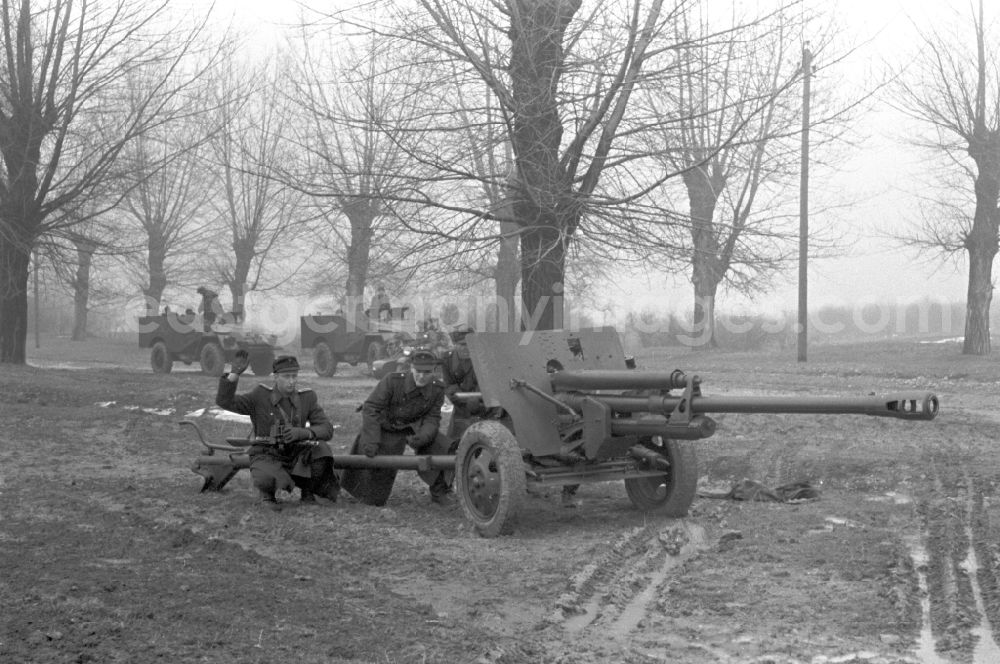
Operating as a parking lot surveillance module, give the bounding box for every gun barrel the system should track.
[691,393,939,420]
[558,391,938,421]
[550,369,690,392]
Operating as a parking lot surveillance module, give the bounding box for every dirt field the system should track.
[3,333,1000,663]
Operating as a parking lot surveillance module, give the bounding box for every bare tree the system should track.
[312,0,853,334]
[896,0,1000,355]
[281,28,442,313]
[323,0,697,330]
[204,56,312,320]
[36,209,129,342]
[117,69,219,316]
[0,0,212,363]
[640,6,812,347]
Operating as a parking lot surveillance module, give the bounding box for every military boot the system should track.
[430,474,457,507]
[311,459,340,503]
[260,491,281,511]
[300,490,317,505]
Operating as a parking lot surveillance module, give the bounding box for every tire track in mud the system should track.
[909,458,1000,663]
[546,520,707,639]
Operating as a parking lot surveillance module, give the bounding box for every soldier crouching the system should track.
[216,352,340,511]
[341,350,456,507]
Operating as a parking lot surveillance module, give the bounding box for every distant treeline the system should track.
[620,300,970,352]
[28,295,973,353]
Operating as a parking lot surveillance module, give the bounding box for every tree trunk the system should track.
[344,203,375,321]
[508,0,579,331]
[963,245,993,354]
[71,239,97,341]
[692,281,718,350]
[684,165,725,349]
[227,280,246,323]
[519,221,566,331]
[227,244,252,323]
[495,219,520,333]
[0,241,31,363]
[142,236,168,316]
[963,129,1000,355]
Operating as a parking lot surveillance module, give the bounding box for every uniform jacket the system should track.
[216,377,334,441]
[360,372,444,446]
[440,350,478,396]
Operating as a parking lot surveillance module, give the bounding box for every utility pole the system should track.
[797,44,812,363]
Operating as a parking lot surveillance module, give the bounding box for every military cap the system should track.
[272,355,300,374]
[450,327,475,343]
[409,350,438,371]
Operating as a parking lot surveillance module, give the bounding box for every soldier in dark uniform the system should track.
[197,286,223,332]
[341,350,456,507]
[370,285,391,322]
[440,327,484,441]
[216,352,339,511]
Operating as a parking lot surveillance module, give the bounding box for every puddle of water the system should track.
[563,597,601,632]
[907,537,950,664]
[908,528,1000,664]
[866,492,913,505]
[28,360,101,370]
[961,526,1000,663]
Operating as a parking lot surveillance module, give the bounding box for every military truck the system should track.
[137,313,278,375]
[300,306,413,376]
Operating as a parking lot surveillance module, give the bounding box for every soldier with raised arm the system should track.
[216,352,339,510]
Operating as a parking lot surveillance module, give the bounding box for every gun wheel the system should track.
[454,420,525,538]
[624,436,698,516]
[313,341,338,376]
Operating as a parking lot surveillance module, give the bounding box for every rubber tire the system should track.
[199,342,225,375]
[624,436,699,516]
[150,341,173,374]
[250,351,274,376]
[366,341,385,373]
[454,420,526,538]
[313,341,337,377]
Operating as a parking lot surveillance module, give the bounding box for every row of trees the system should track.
[1,0,998,363]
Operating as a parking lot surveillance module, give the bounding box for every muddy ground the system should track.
[2,334,1000,664]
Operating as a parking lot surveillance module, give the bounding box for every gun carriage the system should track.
[188,327,938,537]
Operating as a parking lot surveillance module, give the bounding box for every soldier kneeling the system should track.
[341,350,456,507]
[216,352,340,511]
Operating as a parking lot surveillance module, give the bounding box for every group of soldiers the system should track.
[215,327,494,511]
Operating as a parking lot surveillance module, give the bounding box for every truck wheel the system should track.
[199,342,225,375]
[366,341,385,373]
[250,350,274,376]
[454,420,525,538]
[313,341,338,377]
[150,341,173,374]
[624,436,698,516]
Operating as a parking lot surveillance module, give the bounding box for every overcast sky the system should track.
[207,0,980,315]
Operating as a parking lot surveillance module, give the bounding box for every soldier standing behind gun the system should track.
[341,350,457,507]
[440,327,484,440]
[216,352,340,511]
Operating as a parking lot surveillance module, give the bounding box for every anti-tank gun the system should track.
[449,327,937,536]
[187,326,938,537]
